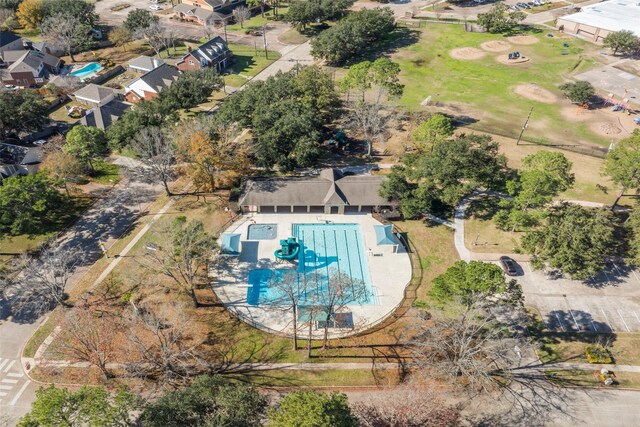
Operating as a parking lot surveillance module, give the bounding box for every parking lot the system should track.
[516,261,640,333]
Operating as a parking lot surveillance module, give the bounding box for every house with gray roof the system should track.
[124,63,180,103]
[81,100,131,130]
[176,36,232,73]
[2,50,62,86]
[173,0,244,25]
[73,83,118,107]
[127,55,165,74]
[0,32,23,62]
[238,168,393,214]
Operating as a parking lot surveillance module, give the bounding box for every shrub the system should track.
[585,343,613,364]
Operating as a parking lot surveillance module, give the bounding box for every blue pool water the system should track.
[248,223,277,240]
[70,62,103,79]
[246,224,374,306]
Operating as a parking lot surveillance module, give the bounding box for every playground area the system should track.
[212,213,412,338]
[392,24,638,148]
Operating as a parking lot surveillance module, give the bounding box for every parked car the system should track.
[149,5,162,10]
[32,139,47,146]
[499,256,518,276]
[3,84,17,91]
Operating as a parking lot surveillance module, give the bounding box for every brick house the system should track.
[176,36,232,73]
[2,50,62,86]
[124,64,180,103]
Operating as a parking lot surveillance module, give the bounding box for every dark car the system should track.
[499,256,518,276]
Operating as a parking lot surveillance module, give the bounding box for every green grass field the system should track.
[391,25,608,147]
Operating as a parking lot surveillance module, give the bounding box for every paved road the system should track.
[0,166,163,426]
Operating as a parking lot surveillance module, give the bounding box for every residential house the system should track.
[176,36,232,72]
[2,50,62,86]
[72,83,117,107]
[173,0,245,25]
[30,41,65,57]
[0,32,23,64]
[0,141,43,182]
[127,55,165,74]
[81,100,131,130]
[238,168,393,214]
[124,63,180,103]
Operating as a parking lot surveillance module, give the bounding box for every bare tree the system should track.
[126,304,206,385]
[316,268,370,349]
[348,101,388,157]
[40,13,90,62]
[351,385,462,427]
[130,127,175,196]
[11,243,85,320]
[232,6,251,29]
[163,27,178,56]
[140,21,166,58]
[56,307,116,379]
[267,270,310,351]
[143,217,216,308]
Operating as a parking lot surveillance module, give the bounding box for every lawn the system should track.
[226,14,268,33]
[90,161,121,185]
[48,101,83,124]
[228,42,281,78]
[391,25,611,148]
[546,370,640,389]
[537,333,640,365]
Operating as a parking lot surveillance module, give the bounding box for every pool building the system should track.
[214,169,412,338]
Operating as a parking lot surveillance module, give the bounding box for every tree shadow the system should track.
[545,309,615,334]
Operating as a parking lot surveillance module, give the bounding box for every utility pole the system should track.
[516,107,533,145]
[262,24,268,59]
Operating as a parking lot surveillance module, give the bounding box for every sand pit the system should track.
[507,35,539,45]
[496,54,531,65]
[513,84,558,104]
[449,47,486,60]
[591,121,622,136]
[480,40,512,52]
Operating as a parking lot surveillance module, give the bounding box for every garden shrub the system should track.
[585,344,613,364]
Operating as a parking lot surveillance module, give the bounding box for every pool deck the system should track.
[212,213,412,338]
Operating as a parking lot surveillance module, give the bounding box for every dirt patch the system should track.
[560,106,593,122]
[513,84,558,104]
[480,40,512,52]
[591,121,622,136]
[507,35,539,45]
[496,54,531,65]
[449,47,486,60]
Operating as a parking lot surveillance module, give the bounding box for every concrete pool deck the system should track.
[212,213,413,338]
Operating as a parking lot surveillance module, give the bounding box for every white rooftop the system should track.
[562,1,640,36]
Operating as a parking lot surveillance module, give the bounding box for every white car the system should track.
[33,139,47,146]
[149,5,162,10]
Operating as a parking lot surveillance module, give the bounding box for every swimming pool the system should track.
[247,223,277,240]
[70,62,103,79]
[246,224,375,306]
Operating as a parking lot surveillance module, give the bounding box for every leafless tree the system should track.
[143,217,216,308]
[140,21,166,58]
[163,27,178,56]
[40,13,89,62]
[56,307,116,379]
[351,385,462,427]
[11,243,85,320]
[410,299,570,421]
[316,268,370,349]
[130,127,175,196]
[348,101,388,157]
[267,270,310,351]
[49,76,83,95]
[232,6,251,29]
[125,303,206,385]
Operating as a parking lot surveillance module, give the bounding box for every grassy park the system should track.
[391,24,611,148]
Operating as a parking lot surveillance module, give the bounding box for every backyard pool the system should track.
[70,62,103,79]
[246,224,375,306]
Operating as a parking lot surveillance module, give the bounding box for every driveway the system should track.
[515,260,640,333]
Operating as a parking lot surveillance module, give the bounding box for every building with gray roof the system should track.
[238,168,393,214]
[127,55,165,73]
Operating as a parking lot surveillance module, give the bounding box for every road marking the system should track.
[631,268,640,284]
[634,311,640,326]
[2,360,16,373]
[617,309,631,332]
[553,312,567,332]
[600,307,615,332]
[10,381,30,406]
[1,379,18,384]
[0,392,7,396]
[568,309,581,331]
[0,385,13,390]
[602,269,612,285]
[6,372,23,378]
[0,359,8,371]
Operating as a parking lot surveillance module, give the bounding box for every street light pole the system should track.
[516,107,533,146]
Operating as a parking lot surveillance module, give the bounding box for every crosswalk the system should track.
[0,357,29,406]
